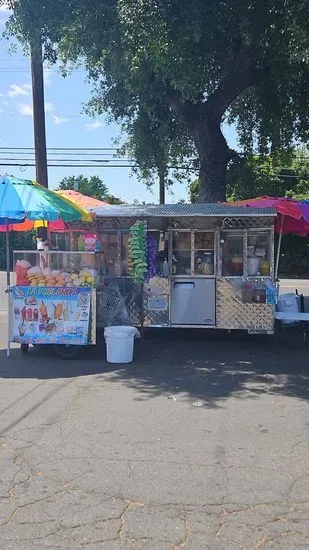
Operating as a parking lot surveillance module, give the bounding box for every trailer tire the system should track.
[20,343,29,354]
[54,344,84,360]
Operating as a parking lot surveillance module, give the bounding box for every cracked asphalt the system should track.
[1,316,309,549]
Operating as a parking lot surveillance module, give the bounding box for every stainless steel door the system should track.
[170,278,216,325]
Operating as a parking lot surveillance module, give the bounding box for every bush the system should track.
[0,231,37,270]
[276,235,309,278]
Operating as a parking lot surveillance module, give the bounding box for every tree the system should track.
[5,1,309,202]
[190,149,309,202]
[0,230,36,270]
[118,108,194,204]
[58,175,108,200]
[57,175,123,204]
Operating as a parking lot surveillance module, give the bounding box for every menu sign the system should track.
[12,286,91,345]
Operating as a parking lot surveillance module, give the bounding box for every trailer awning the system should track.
[92,203,276,219]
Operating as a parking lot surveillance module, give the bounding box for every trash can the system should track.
[277,293,299,325]
[104,326,140,363]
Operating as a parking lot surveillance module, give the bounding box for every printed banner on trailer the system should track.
[11,286,91,345]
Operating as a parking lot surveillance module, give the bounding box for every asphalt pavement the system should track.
[1,313,309,549]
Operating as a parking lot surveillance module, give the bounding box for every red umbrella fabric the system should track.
[229,196,309,236]
[275,216,309,237]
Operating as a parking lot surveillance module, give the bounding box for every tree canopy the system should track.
[5,0,309,201]
[118,108,194,204]
[57,175,123,204]
[190,149,309,202]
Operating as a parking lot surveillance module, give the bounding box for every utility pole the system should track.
[31,40,48,189]
[31,39,48,241]
[159,169,166,204]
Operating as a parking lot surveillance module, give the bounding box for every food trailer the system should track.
[11,204,277,356]
[50,203,277,334]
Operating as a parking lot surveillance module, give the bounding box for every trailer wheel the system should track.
[20,343,29,354]
[54,344,84,360]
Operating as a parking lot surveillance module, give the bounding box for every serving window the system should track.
[220,229,272,277]
[221,231,244,277]
[194,231,215,276]
[171,231,191,276]
[171,230,215,276]
[247,230,271,276]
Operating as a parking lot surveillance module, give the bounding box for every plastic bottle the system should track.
[162,259,169,277]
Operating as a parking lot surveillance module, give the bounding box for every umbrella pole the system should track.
[275,215,284,281]
[5,219,11,357]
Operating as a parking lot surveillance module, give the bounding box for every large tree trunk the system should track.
[198,156,228,202]
[196,135,230,203]
[189,109,231,203]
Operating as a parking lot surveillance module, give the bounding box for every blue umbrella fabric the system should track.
[0,175,91,224]
[0,176,59,223]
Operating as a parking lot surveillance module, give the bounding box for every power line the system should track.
[0,154,192,164]
[0,162,197,170]
[0,147,308,159]
[0,151,122,156]
[0,67,84,72]
[0,149,308,170]
[0,114,89,118]
[0,147,120,150]
[0,162,137,168]
[0,157,134,162]
[1,115,85,119]
[277,174,309,180]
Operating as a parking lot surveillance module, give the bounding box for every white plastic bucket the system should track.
[104,326,140,363]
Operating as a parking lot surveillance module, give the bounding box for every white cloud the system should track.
[45,102,54,113]
[85,120,103,131]
[19,103,33,116]
[52,115,68,125]
[0,3,11,13]
[8,83,31,97]
[18,101,53,117]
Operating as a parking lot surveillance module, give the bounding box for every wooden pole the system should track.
[31,40,48,189]
[31,39,48,241]
[159,171,165,205]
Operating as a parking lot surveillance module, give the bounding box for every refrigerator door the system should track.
[170,278,216,325]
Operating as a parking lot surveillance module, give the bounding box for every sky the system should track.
[0,5,237,204]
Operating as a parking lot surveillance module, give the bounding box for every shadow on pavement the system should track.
[0,328,309,407]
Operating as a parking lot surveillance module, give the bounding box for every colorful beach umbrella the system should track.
[0,188,106,231]
[0,176,92,230]
[56,189,108,209]
[229,196,309,236]
[47,190,107,231]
